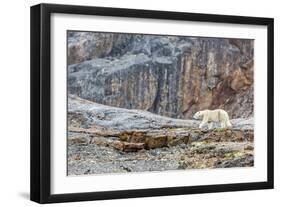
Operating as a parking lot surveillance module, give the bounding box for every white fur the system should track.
[193,109,232,129]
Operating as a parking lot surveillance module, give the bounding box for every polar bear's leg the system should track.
[199,115,208,128]
[225,114,232,128]
[208,122,213,129]
[220,116,225,128]
[222,110,232,128]
[226,120,232,128]
[199,121,206,128]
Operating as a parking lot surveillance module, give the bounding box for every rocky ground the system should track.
[67,95,254,176]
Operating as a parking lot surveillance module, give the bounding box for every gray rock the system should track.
[68,95,200,130]
[68,95,253,131]
[214,155,254,168]
[68,33,254,119]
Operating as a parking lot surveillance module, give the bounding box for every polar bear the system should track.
[193,109,232,129]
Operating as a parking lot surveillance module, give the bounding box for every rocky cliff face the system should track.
[68,32,254,119]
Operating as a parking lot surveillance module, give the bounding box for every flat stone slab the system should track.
[68,127,253,151]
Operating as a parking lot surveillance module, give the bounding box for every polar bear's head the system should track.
[193,111,203,120]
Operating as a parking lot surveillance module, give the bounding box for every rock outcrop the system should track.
[67,96,254,175]
[68,32,254,119]
[68,95,253,131]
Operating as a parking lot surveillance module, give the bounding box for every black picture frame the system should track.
[30,3,274,204]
